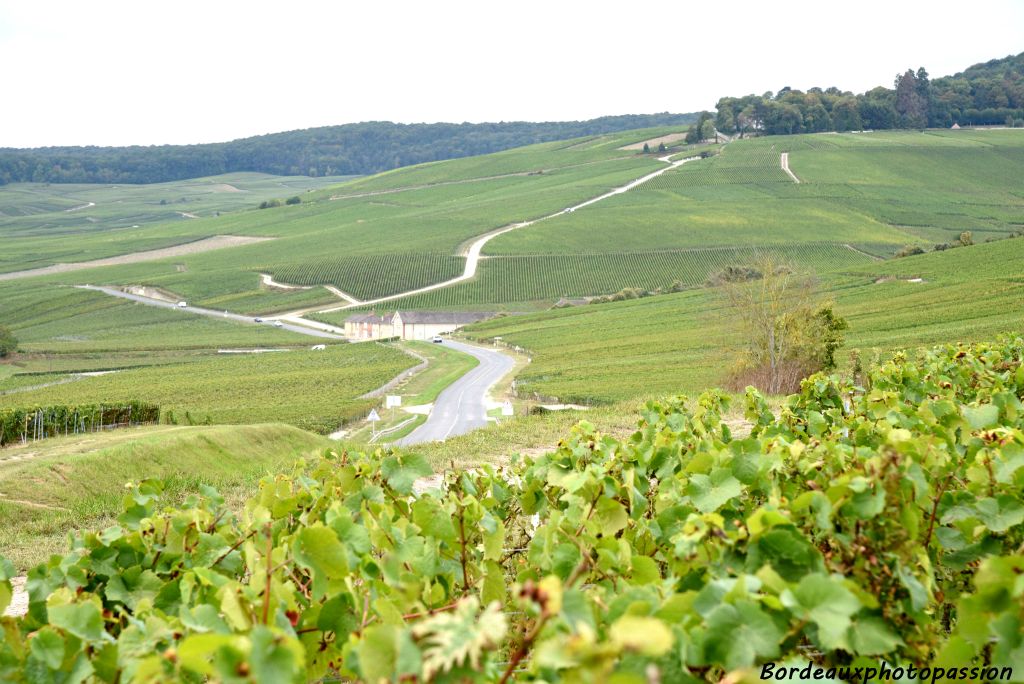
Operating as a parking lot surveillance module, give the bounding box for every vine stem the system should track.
[499,555,591,684]
[261,523,273,625]
[923,474,952,549]
[212,529,257,567]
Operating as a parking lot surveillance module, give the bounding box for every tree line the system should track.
[713,52,1024,136]
[0,114,695,185]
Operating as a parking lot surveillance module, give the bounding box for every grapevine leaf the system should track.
[595,496,628,535]
[963,404,999,429]
[380,452,433,495]
[702,601,782,669]
[687,469,743,513]
[481,560,505,606]
[630,555,660,585]
[849,616,904,655]
[974,496,1024,533]
[412,497,456,544]
[29,627,65,669]
[411,597,507,680]
[292,525,349,600]
[782,574,860,651]
[47,600,108,643]
[610,615,674,656]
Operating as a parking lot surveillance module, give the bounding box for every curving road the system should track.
[395,340,513,445]
[75,285,344,340]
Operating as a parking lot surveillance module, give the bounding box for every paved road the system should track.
[395,340,514,445]
[76,285,344,340]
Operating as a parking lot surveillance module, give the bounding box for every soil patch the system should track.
[620,132,687,151]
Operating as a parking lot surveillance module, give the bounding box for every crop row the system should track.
[267,253,465,301]
[0,401,159,446]
[373,243,874,310]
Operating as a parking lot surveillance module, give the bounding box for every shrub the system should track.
[285,196,302,205]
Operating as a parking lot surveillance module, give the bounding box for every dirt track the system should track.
[0,235,273,282]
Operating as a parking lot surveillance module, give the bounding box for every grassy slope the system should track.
[461,235,1024,403]
[0,423,332,570]
[0,343,417,434]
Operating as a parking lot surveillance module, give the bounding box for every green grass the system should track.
[460,235,1024,403]
[0,343,417,434]
[0,423,331,570]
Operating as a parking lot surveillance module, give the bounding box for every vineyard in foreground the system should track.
[1,337,1021,681]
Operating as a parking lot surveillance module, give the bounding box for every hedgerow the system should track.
[0,337,1022,682]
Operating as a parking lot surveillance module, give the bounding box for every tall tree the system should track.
[895,69,928,128]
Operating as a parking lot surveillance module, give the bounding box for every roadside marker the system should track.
[368,408,381,438]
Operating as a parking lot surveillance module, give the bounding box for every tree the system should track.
[720,256,847,394]
[642,142,651,154]
[285,196,302,205]
[0,326,16,357]
[895,69,928,128]
[700,118,716,141]
[959,230,974,246]
[658,142,667,153]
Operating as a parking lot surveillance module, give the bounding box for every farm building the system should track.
[344,311,494,341]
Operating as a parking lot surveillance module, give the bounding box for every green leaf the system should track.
[783,574,860,651]
[380,452,433,495]
[610,616,674,657]
[177,634,238,676]
[849,617,904,655]
[411,598,507,680]
[29,627,65,669]
[412,497,456,544]
[355,625,400,683]
[317,592,359,640]
[47,600,107,643]
[595,496,628,536]
[687,469,743,513]
[481,560,505,606]
[630,555,660,585]
[702,601,782,670]
[292,525,349,599]
[250,625,304,683]
[963,404,999,429]
[975,496,1024,533]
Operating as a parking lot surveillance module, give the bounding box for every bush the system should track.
[895,244,925,257]
[258,198,283,209]
[0,325,15,357]
[285,196,302,205]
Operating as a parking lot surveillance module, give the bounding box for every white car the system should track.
[273,321,284,328]
[176,301,187,308]
[431,335,443,343]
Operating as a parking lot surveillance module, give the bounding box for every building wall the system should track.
[345,318,465,341]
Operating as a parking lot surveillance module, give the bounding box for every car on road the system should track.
[431,335,443,343]
[273,321,284,328]
[177,301,187,308]
[254,317,264,323]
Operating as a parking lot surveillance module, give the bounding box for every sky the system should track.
[1,0,1021,148]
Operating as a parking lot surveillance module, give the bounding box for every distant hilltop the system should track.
[0,113,697,185]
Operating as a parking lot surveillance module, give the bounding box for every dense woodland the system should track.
[0,114,694,185]
[714,52,1024,136]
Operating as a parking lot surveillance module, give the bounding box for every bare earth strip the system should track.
[0,235,274,282]
[620,132,688,150]
[780,152,801,183]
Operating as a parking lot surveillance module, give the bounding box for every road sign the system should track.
[385,395,402,408]
[367,409,381,422]
[501,401,514,417]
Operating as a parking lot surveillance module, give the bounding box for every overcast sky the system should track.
[1,0,1021,148]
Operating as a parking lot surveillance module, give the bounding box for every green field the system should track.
[0,172,354,272]
[0,343,416,433]
[0,423,331,569]
[461,235,1024,403]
